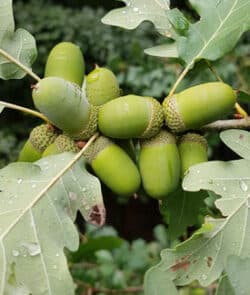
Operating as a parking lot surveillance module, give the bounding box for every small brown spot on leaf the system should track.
[88,204,106,227]
[207,256,213,267]
[171,258,190,272]
[239,134,244,140]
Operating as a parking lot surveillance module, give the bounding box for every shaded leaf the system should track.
[102,0,172,36]
[0,0,37,79]
[237,91,250,104]
[216,275,235,295]
[178,0,250,65]
[160,187,207,240]
[145,158,250,291]
[144,265,178,295]
[70,236,124,262]
[226,255,250,295]
[0,153,105,294]
[220,130,250,160]
[167,8,189,36]
[144,43,178,58]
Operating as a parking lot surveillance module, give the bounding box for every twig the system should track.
[201,117,250,131]
[0,48,41,82]
[0,100,50,122]
[205,60,223,82]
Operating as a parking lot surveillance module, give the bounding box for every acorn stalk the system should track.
[139,130,180,199]
[84,136,141,196]
[18,124,58,162]
[98,95,164,139]
[163,82,237,132]
[178,133,208,178]
[45,42,85,86]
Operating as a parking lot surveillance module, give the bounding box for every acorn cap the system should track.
[83,136,112,163]
[141,130,176,147]
[178,133,208,149]
[54,135,79,153]
[42,135,80,157]
[71,105,99,140]
[163,96,185,133]
[141,97,165,139]
[30,124,58,153]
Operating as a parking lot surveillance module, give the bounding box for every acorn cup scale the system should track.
[163,82,237,132]
[45,42,85,86]
[18,124,58,162]
[98,95,164,139]
[178,133,208,178]
[83,136,141,196]
[32,77,93,138]
[139,131,180,199]
[86,67,120,106]
[42,135,80,157]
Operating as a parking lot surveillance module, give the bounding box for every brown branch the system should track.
[200,117,250,131]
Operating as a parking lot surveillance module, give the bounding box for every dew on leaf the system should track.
[239,180,248,192]
[17,178,23,184]
[12,249,20,257]
[22,242,41,256]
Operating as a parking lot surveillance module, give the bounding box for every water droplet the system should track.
[56,253,59,257]
[12,250,20,257]
[85,205,90,211]
[196,170,200,174]
[208,179,213,184]
[53,265,57,269]
[222,187,227,191]
[201,274,207,280]
[22,243,41,256]
[82,188,87,192]
[133,7,139,12]
[32,184,37,188]
[17,178,23,184]
[69,192,77,201]
[240,180,248,192]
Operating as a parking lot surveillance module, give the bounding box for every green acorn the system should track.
[98,95,164,139]
[45,42,85,86]
[42,134,80,157]
[18,124,58,162]
[32,77,95,139]
[86,66,120,106]
[178,133,208,178]
[138,130,180,199]
[84,136,141,196]
[163,82,237,132]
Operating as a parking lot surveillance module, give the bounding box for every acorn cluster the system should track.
[19,42,237,199]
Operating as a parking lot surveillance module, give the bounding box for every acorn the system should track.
[18,124,58,162]
[163,82,237,132]
[83,136,141,196]
[45,42,85,86]
[98,95,164,139]
[86,66,120,106]
[138,130,180,199]
[32,77,95,139]
[42,134,80,157]
[178,133,208,178]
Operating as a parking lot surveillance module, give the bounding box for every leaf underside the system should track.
[0,0,37,79]
[0,153,105,295]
